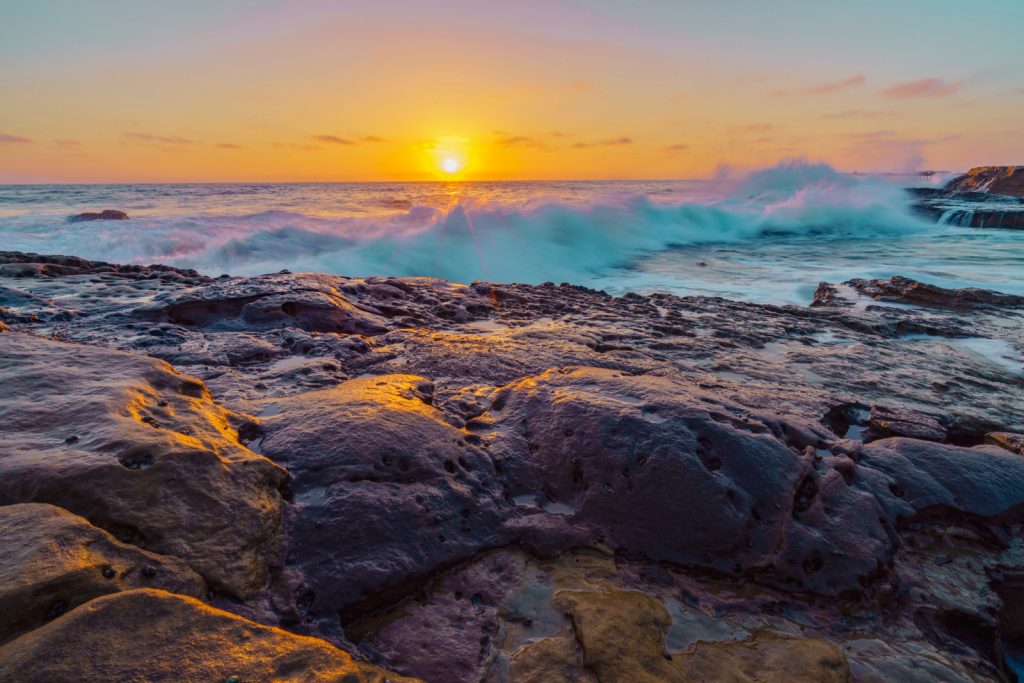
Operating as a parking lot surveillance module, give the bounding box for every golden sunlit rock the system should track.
[0,590,419,683]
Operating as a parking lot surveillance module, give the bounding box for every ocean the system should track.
[2,162,1022,306]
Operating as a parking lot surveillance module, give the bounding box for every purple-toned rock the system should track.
[849,275,1024,309]
[67,209,129,222]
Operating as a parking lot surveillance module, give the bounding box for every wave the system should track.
[0,161,930,284]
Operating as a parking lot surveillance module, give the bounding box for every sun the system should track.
[442,157,460,174]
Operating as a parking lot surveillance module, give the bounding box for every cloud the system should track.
[570,79,594,91]
[663,143,689,154]
[572,136,633,149]
[883,77,961,98]
[729,123,776,133]
[312,134,356,145]
[215,142,244,149]
[0,133,34,143]
[124,132,194,144]
[361,135,388,143]
[54,138,81,147]
[493,131,548,149]
[773,74,865,96]
[821,109,885,120]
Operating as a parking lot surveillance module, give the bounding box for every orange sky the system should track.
[2,1,1022,182]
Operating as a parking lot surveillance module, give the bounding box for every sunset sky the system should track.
[2,0,1022,182]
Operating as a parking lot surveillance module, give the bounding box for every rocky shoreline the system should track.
[1,250,1023,681]
[911,166,1024,229]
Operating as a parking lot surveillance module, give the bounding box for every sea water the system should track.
[1,162,1021,306]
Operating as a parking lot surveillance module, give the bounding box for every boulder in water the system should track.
[67,210,129,222]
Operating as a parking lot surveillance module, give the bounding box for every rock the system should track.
[67,209,129,222]
[0,589,418,682]
[946,166,1024,198]
[138,271,494,335]
[866,405,947,443]
[986,432,1024,455]
[677,633,850,682]
[258,374,514,616]
[0,332,288,598]
[514,588,850,682]
[907,184,1024,228]
[0,503,205,645]
[858,438,1024,523]
[849,275,1024,309]
[1,250,1023,681]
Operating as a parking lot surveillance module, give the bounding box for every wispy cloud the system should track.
[570,79,594,91]
[883,77,961,98]
[215,142,244,149]
[773,74,865,96]
[361,135,388,143]
[54,138,82,147]
[493,131,548,149]
[663,143,689,154]
[572,136,633,149]
[313,134,356,145]
[821,109,885,120]
[124,132,194,144]
[0,133,34,143]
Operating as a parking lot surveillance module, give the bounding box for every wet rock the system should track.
[0,332,288,598]
[946,166,1024,198]
[850,275,1024,309]
[67,209,129,222]
[515,587,849,682]
[140,272,494,335]
[810,282,853,308]
[0,589,417,682]
[986,432,1024,455]
[858,438,1024,524]
[866,404,948,443]
[258,374,514,616]
[0,503,205,645]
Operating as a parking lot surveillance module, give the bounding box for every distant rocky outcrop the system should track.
[946,166,1024,197]
[908,167,1024,228]
[67,209,129,222]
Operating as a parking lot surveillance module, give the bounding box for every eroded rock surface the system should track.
[0,503,205,645]
[1,250,1022,681]
[0,589,417,683]
[0,331,288,598]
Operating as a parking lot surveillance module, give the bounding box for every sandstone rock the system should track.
[986,432,1024,455]
[0,332,288,598]
[0,503,205,645]
[946,166,1024,198]
[67,209,129,222]
[514,588,850,682]
[0,589,418,682]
